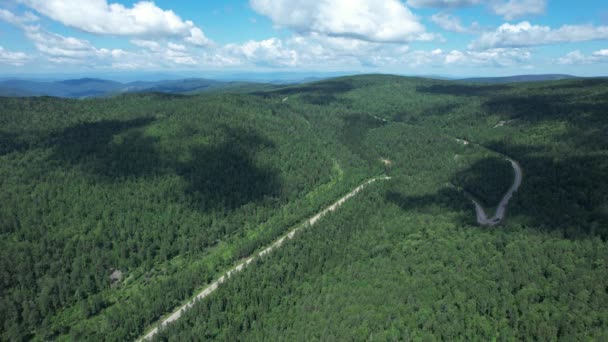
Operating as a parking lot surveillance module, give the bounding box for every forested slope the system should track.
[0,92,379,340]
[1,75,607,340]
[154,75,608,340]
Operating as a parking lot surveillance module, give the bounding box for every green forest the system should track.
[1,75,607,340]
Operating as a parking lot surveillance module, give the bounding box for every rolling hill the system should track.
[1,75,607,341]
[458,74,579,84]
[0,78,269,98]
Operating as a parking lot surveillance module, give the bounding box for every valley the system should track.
[1,75,607,341]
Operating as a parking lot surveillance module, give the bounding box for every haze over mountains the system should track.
[2,73,607,341]
[0,74,591,98]
[0,78,259,98]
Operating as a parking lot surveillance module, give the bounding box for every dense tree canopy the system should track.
[1,75,607,340]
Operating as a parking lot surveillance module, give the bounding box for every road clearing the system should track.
[138,176,391,341]
[470,158,523,226]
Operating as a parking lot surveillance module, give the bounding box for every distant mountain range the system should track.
[0,78,267,98]
[457,74,580,84]
[0,74,603,98]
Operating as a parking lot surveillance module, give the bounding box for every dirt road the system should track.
[138,176,390,341]
[471,158,522,226]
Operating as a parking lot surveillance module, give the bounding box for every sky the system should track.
[0,0,607,77]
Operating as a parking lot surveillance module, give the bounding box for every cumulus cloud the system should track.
[0,9,38,25]
[0,7,202,68]
[131,39,162,52]
[402,47,530,67]
[0,6,537,71]
[131,40,198,65]
[18,0,211,46]
[491,0,546,20]
[221,32,419,68]
[557,49,608,65]
[408,0,481,8]
[457,47,531,66]
[409,0,546,20]
[0,46,31,66]
[249,0,431,43]
[215,30,531,70]
[225,38,298,67]
[471,22,608,49]
[431,13,478,33]
[22,24,126,64]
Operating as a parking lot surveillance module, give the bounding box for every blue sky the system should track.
[0,0,607,77]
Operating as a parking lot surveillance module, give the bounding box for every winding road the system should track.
[470,157,523,226]
[138,176,390,341]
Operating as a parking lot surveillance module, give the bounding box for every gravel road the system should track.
[138,176,390,341]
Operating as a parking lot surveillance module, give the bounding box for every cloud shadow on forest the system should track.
[49,117,160,178]
[46,118,281,212]
[411,81,608,238]
[0,131,30,155]
[251,79,354,105]
[385,188,477,226]
[387,141,608,239]
[416,84,511,97]
[177,128,281,211]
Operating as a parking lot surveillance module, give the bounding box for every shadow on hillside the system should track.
[385,188,476,225]
[252,80,354,105]
[177,128,280,211]
[452,157,514,207]
[388,141,608,239]
[416,84,511,97]
[47,119,281,212]
[340,114,386,162]
[483,90,608,151]
[494,144,608,239]
[49,117,161,178]
[538,78,608,91]
[0,131,29,155]
[394,103,462,123]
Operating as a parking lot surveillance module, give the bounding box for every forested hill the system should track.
[458,74,579,84]
[1,75,607,340]
[0,78,270,98]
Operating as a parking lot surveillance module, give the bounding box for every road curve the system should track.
[138,176,391,341]
[471,158,522,226]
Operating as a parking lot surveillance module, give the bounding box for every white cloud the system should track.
[491,0,546,20]
[594,49,608,57]
[431,12,478,33]
[163,43,197,65]
[131,39,162,52]
[408,0,481,8]
[471,22,608,49]
[403,47,530,67]
[409,0,545,20]
[249,0,430,43]
[0,6,204,68]
[168,42,187,52]
[131,40,198,66]
[0,46,30,66]
[463,47,531,66]
[216,31,531,70]
[23,25,108,62]
[224,38,298,67]
[185,27,211,47]
[18,0,211,46]
[557,49,608,65]
[445,50,466,63]
[0,9,38,25]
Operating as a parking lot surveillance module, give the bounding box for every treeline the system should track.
[2,74,608,340]
[153,75,608,340]
[0,93,376,340]
[154,175,608,341]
